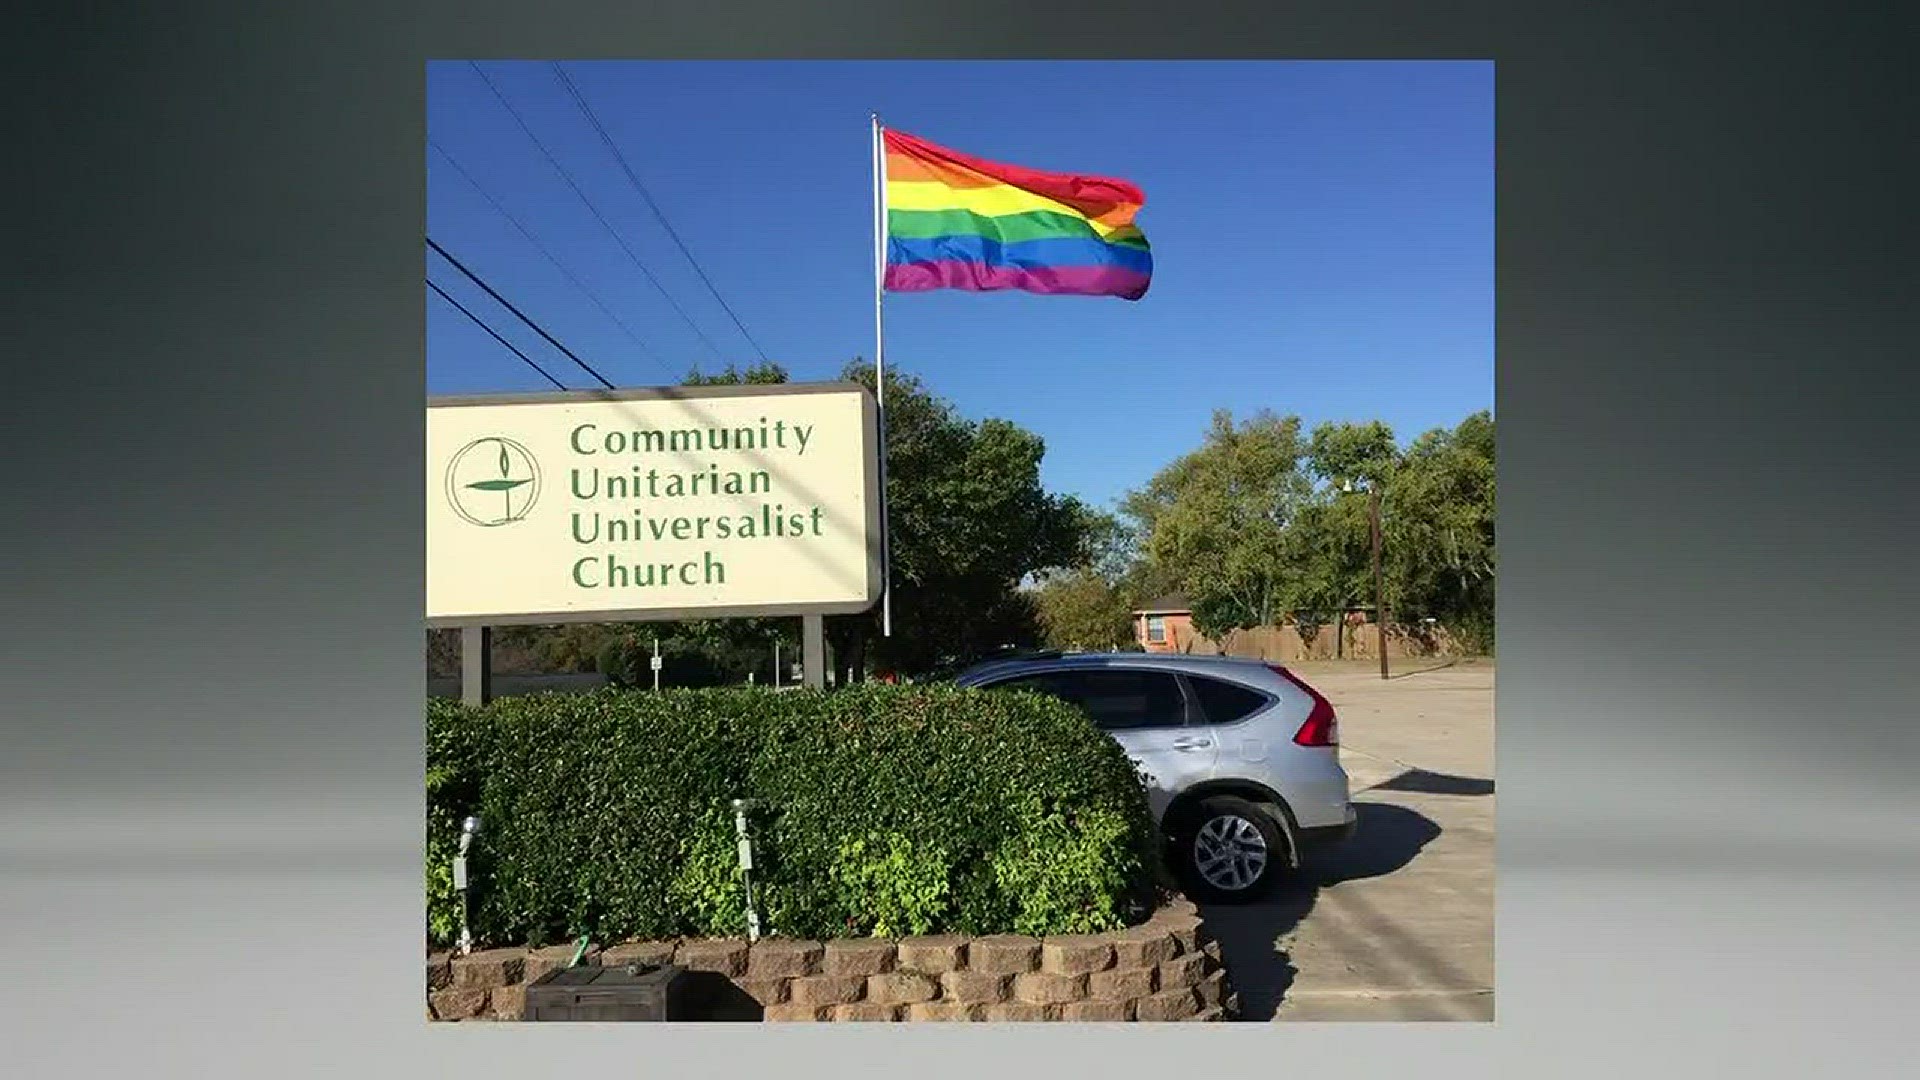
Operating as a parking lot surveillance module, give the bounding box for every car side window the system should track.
[983,670,1189,731]
[1187,675,1272,725]
[986,672,1080,706]
[981,673,1081,709]
[1042,669,1188,732]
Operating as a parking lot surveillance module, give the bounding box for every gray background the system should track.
[4,3,1916,1075]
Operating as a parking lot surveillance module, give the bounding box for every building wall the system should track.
[1134,612,1197,653]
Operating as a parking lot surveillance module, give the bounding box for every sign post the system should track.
[461,625,492,706]
[801,614,825,691]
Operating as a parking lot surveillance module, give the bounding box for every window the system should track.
[1187,675,1272,725]
[1145,615,1166,644]
[992,669,1186,732]
[988,674,1070,700]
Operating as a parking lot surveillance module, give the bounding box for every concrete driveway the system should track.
[1199,659,1495,1021]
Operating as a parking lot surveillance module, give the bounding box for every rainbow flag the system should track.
[882,128,1151,301]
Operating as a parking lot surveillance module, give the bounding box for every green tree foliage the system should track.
[1030,568,1136,651]
[1026,506,1149,652]
[1307,419,1398,487]
[1076,505,1138,585]
[1381,411,1495,651]
[1121,410,1495,653]
[1121,410,1314,639]
[1117,551,1184,613]
[1289,419,1402,626]
[834,360,1094,675]
[1300,413,1495,651]
[681,361,792,386]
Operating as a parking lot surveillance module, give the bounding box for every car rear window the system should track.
[986,669,1187,731]
[1187,675,1271,725]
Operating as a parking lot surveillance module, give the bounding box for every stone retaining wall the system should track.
[429,900,1234,1022]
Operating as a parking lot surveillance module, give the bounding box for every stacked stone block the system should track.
[427,901,1233,1023]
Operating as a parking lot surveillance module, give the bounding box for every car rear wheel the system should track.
[1174,795,1286,903]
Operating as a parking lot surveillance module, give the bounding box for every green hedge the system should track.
[595,636,744,689]
[427,685,1164,947]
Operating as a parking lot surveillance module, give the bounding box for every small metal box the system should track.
[522,963,695,1021]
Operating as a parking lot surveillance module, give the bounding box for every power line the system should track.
[428,277,568,391]
[468,60,727,367]
[428,236,615,390]
[430,140,674,381]
[551,61,774,366]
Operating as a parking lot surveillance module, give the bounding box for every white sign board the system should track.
[427,383,881,625]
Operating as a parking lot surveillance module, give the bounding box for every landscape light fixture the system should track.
[455,815,482,955]
[731,799,763,942]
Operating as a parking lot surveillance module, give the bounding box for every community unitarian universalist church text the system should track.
[564,414,828,590]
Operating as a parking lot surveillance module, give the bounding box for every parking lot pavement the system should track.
[1199,659,1495,1022]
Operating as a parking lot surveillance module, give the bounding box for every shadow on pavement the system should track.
[1197,801,1443,1021]
[1370,768,1494,797]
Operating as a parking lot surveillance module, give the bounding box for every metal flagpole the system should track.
[871,112,893,638]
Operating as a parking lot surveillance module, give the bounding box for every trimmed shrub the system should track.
[594,636,647,688]
[596,636,732,689]
[425,696,488,944]
[426,685,1162,947]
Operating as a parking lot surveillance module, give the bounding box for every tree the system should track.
[1115,549,1183,612]
[1274,497,1364,646]
[835,360,1094,676]
[1117,409,1495,657]
[1307,419,1398,489]
[1291,419,1404,643]
[1121,410,1314,639]
[1381,411,1495,651]
[1072,505,1134,585]
[682,361,790,386]
[1292,413,1496,654]
[1031,569,1135,651]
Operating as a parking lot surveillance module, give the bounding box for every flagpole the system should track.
[871,112,893,639]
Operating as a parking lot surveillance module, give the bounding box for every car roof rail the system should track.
[974,648,1063,664]
[951,648,1064,678]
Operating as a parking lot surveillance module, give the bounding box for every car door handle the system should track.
[1172,736,1212,751]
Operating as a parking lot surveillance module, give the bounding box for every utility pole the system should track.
[1370,485,1389,680]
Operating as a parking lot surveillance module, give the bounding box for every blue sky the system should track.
[427,60,1492,512]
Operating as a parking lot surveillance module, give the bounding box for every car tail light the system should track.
[1269,665,1339,747]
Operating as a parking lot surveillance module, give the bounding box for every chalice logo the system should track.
[445,436,541,526]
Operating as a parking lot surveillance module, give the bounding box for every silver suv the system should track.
[956,652,1357,902]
